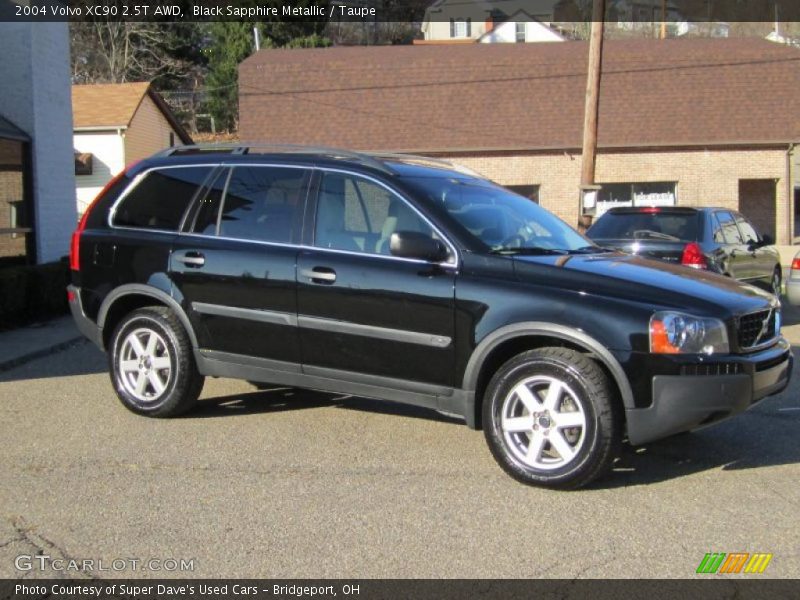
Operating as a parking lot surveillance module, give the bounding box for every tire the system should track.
[482,347,621,490]
[109,306,204,417]
[771,266,782,298]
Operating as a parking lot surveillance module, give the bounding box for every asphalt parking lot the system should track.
[1,309,798,579]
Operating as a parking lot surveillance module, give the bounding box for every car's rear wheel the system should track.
[482,347,621,490]
[109,306,204,417]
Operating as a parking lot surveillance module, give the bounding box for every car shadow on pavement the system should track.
[595,380,800,490]
[0,340,106,383]
[192,386,462,424]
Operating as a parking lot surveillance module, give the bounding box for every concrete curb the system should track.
[0,336,86,374]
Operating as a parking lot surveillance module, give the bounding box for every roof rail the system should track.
[153,143,482,177]
[367,152,480,177]
[153,142,394,174]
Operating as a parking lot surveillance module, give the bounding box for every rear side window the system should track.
[218,166,308,243]
[588,211,698,241]
[113,167,211,230]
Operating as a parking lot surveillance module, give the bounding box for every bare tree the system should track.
[70,22,203,85]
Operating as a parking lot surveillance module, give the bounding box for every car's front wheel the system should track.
[109,306,204,417]
[482,347,621,490]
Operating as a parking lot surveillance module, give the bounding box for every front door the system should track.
[171,164,310,364]
[296,170,457,389]
[712,210,753,280]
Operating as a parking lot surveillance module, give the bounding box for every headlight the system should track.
[649,311,729,355]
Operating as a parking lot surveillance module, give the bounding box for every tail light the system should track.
[681,242,707,269]
[70,165,134,271]
[791,257,800,271]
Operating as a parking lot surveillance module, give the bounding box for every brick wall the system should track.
[438,147,792,244]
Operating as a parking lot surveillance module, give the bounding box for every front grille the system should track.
[737,310,775,349]
[681,363,742,376]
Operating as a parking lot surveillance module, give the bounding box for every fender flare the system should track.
[97,284,199,349]
[461,322,636,423]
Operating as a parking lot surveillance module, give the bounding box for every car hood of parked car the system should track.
[511,251,776,318]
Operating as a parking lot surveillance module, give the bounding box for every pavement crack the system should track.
[8,516,97,580]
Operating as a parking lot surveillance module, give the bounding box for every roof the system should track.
[239,38,800,153]
[422,0,558,25]
[72,82,192,143]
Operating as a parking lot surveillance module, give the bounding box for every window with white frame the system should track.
[451,18,470,38]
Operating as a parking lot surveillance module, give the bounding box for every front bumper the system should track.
[625,337,792,445]
[67,285,103,349]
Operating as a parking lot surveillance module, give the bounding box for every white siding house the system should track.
[72,83,191,214]
[479,17,566,43]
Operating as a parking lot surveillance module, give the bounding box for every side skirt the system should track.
[194,349,469,421]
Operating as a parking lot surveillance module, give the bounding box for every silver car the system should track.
[787,251,800,305]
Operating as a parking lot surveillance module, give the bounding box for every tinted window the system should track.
[113,167,210,230]
[315,172,435,256]
[588,211,698,241]
[715,211,743,244]
[734,213,760,244]
[218,167,307,243]
[189,169,229,235]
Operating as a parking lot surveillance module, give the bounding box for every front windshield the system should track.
[401,174,596,254]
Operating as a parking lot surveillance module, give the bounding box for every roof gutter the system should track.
[74,126,128,133]
[390,140,800,156]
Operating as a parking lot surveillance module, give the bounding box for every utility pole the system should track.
[579,0,605,230]
[661,0,667,39]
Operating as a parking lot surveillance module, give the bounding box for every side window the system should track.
[715,211,744,244]
[734,213,760,244]
[189,168,229,235]
[218,166,307,243]
[113,166,211,230]
[711,213,726,243]
[314,172,434,256]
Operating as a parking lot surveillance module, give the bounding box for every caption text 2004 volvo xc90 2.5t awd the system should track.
[68,145,792,489]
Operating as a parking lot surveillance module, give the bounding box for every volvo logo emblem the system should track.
[754,309,772,346]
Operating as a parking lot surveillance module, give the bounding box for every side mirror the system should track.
[761,233,774,246]
[390,231,448,263]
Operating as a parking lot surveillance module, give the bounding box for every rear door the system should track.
[296,169,457,390]
[171,164,311,364]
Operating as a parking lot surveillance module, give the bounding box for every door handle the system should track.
[301,267,336,284]
[175,252,205,268]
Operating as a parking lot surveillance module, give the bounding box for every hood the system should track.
[511,252,775,318]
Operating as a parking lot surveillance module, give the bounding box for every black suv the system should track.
[68,145,792,489]
[587,207,782,296]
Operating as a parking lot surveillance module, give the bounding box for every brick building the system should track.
[239,38,800,244]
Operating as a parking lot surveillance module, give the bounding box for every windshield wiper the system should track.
[490,247,568,256]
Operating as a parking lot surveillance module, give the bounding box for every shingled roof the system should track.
[239,38,800,153]
[72,82,192,143]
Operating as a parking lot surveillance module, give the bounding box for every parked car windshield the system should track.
[588,211,699,242]
[400,174,594,254]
